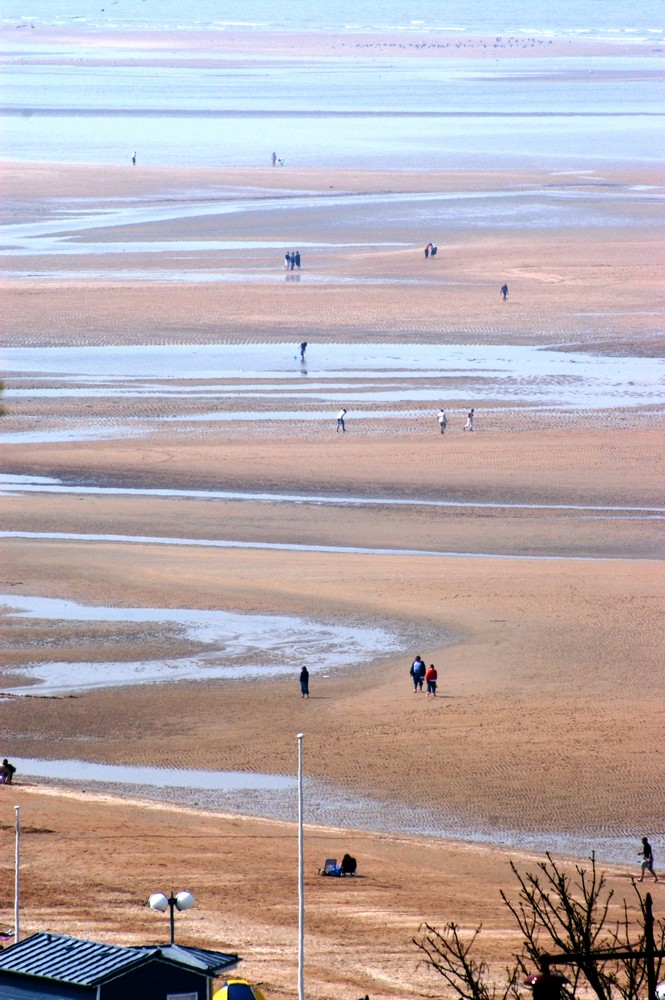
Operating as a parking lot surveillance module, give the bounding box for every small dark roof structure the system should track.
[0,932,239,986]
[158,942,240,975]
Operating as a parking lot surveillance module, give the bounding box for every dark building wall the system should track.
[100,959,209,1000]
[0,971,91,999]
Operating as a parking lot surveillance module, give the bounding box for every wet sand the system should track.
[1,158,664,998]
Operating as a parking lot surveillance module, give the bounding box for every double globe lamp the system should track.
[148,890,195,945]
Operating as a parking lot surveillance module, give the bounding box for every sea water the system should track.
[1,0,663,38]
[0,0,662,168]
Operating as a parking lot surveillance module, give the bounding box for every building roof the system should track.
[0,933,239,986]
[159,942,240,974]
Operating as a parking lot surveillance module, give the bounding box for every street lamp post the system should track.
[297,732,304,1000]
[148,890,195,945]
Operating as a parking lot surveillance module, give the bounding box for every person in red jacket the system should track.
[425,663,438,697]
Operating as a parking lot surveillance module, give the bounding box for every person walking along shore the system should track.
[638,836,659,882]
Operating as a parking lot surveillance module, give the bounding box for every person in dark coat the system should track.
[299,666,310,698]
[341,853,357,875]
[410,655,426,692]
[0,759,16,784]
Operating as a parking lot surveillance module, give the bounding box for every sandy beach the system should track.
[1,14,664,996]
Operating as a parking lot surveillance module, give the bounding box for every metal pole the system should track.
[297,733,305,1000]
[14,805,20,944]
[645,893,656,1000]
[169,893,176,946]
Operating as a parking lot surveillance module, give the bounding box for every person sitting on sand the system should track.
[0,759,16,784]
[341,853,357,875]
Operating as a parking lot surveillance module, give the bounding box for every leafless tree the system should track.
[415,853,664,1000]
[415,920,521,1000]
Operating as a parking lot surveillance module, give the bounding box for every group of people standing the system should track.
[409,655,438,696]
[424,242,438,258]
[285,251,301,269]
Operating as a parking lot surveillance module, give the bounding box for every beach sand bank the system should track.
[1,158,663,997]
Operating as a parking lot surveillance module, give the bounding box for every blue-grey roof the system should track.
[0,933,155,986]
[159,942,239,974]
[0,933,239,986]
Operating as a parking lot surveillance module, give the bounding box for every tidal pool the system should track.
[0,594,404,696]
[13,756,638,867]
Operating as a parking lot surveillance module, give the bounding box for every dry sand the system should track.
[0,158,664,998]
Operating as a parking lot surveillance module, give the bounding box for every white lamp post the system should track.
[148,890,195,945]
[14,806,20,944]
[297,732,304,1000]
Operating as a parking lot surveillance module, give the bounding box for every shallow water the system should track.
[16,757,296,791]
[2,0,663,171]
[13,755,639,867]
[1,473,662,516]
[3,184,664,285]
[0,593,403,695]
[4,344,664,417]
[0,531,627,561]
[2,52,662,169]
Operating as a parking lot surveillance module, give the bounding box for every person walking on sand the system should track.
[294,250,301,269]
[437,408,447,434]
[410,655,426,692]
[299,665,310,699]
[501,283,508,301]
[272,151,277,166]
[464,407,475,431]
[424,243,430,259]
[132,151,136,166]
[300,341,307,361]
[284,251,291,269]
[638,836,659,882]
[425,663,438,696]
[336,408,347,433]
